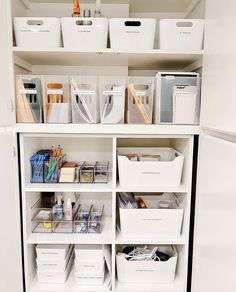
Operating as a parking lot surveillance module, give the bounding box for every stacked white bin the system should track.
[74,245,105,285]
[36,244,73,283]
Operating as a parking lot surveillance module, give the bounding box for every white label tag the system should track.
[19,89,37,94]
[103,90,122,96]
[136,90,147,96]
[73,90,95,95]
[166,75,175,80]
[47,89,63,95]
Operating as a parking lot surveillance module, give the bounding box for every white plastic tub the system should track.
[14,17,61,48]
[117,147,184,187]
[119,194,184,237]
[109,18,156,50]
[61,17,108,49]
[116,245,177,283]
[36,244,70,260]
[159,19,205,50]
[74,259,105,275]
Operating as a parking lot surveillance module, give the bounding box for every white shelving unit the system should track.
[9,0,205,292]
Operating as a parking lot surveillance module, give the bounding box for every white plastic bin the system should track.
[109,18,156,50]
[42,75,71,124]
[99,76,126,124]
[14,17,61,48]
[74,259,105,275]
[74,269,105,286]
[117,147,184,187]
[74,245,104,262]
[36,244,70,260]
[119,193,184,237]
[127,76,154,124]
[116,245,177,283]
[61,18,108,49]
[154,72,200,125]
[71,76,99,124]
[159,19,205,50]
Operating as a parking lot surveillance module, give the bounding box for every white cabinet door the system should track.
[201,0,236,134]
[0,0,14,126]
[0,131,23,292]
[192,133,236,292]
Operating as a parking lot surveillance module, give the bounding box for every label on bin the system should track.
[73,90,95,96]
[19,89,37,94]
[47,89,64,95]
[103,90,122,96]
[135,90,147,96]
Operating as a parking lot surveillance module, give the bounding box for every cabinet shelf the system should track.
[27,217,113,244]
[13,47,203,70]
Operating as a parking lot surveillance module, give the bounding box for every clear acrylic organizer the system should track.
[31,199,53,233]
[94,161,109,183]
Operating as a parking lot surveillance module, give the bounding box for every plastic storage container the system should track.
[71,76,98,124]
[61,17,108,49]
[15,75,43,123]
[36,244,71,259]
[31,199,53,233]
[109,18,156,50]
[42,75,71,124]
[159,19,205,50]
[116,245,177,283]
[117,147,184,187]
[94,161,109,183]
[99,76,126,124]
[127,76,154,124]
[154,72,200,125]
[119,193,184,237]
[14,17,61,48]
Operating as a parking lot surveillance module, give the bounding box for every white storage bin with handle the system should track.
[159,19,204,50]
[14,17,61,48]
[119,193,184,237]
[116,245,178,283]
[118,147,184,187]
[109,18,156,50]
[61,18,108,49]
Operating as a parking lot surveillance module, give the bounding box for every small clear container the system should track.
[79,162,95,183]
[31,199,53,233]
[44,155,64,183]
[88,205,104,233]
[74,205,92,233]
[127,76,154,124]
[94,161,109,183]
[53,197,80,233]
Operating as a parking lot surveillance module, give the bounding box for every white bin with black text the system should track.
[119,194,184,237]
[116,245,178,283]
[118,147,184,187]
[109,18,156,50]
[14,17,61,48]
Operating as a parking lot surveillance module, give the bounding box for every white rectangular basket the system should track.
[109,18,156,50]
[159,19,205,50]
[61,17,108,49]
[117,147,184,187]
[14,17,61,48]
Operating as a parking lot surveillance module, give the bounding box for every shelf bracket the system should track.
[14,55,32,72]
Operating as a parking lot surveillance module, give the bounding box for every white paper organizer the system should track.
[71,76,99,124]
[61,17,108,49]
[117,147,184,187]
[159,19,205,50]
[109,18,156,50]
[119,193,184,237]
[154,72,201,125]
[116,245,178,283]
[14,17,61,48]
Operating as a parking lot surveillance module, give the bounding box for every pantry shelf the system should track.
[115,278,184,292]
[27,217,113,244]
[115,231,187,245]
[13,47,203,70]
[24,182,113,192]
[15,124,201,135]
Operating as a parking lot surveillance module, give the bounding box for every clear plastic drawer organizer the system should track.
[31,198,104,234]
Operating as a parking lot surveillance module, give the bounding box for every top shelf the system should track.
[13,47,203,70]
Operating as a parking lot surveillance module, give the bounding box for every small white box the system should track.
[74,271,105,286]
[74,259,105,275]
[109,18,156,50]
[61,18,108,49]
[116,246,177,284]
[36,244,70,260]
[159,19,204,50]
[118,147,184,187]
[74,245,104,262]
[37,253,73,284]
[36,245,73,272]
[119,194,184,237]
[14,17,61,48]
